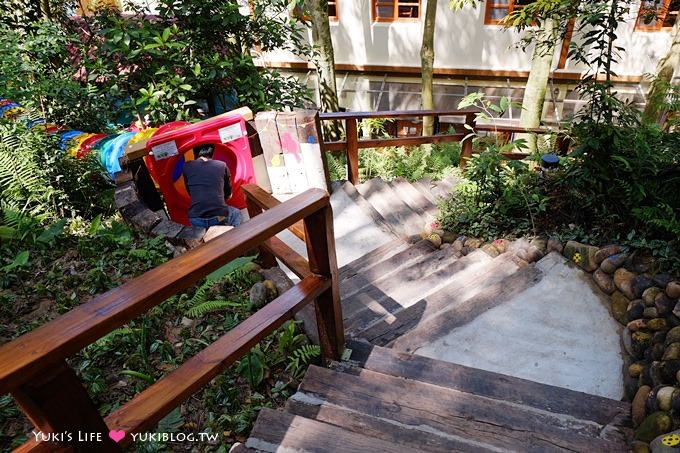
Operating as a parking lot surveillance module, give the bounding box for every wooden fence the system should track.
[318,109,558,183]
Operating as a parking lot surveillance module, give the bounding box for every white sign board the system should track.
[150,140,179,160]
[218,123,244,144]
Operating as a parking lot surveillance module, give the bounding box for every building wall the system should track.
[262,0,673,79]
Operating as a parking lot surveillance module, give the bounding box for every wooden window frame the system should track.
[635,0,679,31]
[328,0,339,21]
[372,0,422,23]
[484,0,533,25]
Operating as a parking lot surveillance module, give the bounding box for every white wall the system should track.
[262,0,672,78]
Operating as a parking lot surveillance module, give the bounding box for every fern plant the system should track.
[285,344,320,380]
[184,255,256,317]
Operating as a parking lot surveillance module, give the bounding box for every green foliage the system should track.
[237,345,267,387]
[0,122,114,226]
[285,344,320,379]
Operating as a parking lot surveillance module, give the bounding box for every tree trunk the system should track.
[421,0,437,136]
[306,0,341,139]
[307,0,340,112]
[518,17,558,152]
[644,17,680,124]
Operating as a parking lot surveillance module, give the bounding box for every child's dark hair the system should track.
[195,144,214,158]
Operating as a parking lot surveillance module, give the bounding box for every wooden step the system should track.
[344,340,631,436]
[340,239,438,300]
[412,177,441,204]
[433,174,461,199]
[391,260,540,351]
[389,177,437,218]
[339,236,412,280]
[355,178,427,236]
[337,180,400,238]
[343,250,489,335]
[292,365,630,453]
[246,407,400,452]
[285,397,493,453]
[358,252,529,346]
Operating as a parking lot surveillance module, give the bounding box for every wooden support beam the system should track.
[303,204,344,362]
[346,118,359,184]
[12,361,121,452]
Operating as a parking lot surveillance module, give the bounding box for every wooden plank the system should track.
[285,398,492,453]
[475,124,555,134]
[340,239,438,301]
[342,247,468,333]
[105,275,330,447]
[246,408,400,453]
[347,340,631,428]
[303,204,345,361]
[261,236,312,279]
[355,178,426,236]
[320,109,479,121]
[241,183,306,241]
[12,361,121,452]
[322,133,465,152]
[337,180,400,239]
[361,252,524,346]
[389,177,437,217]
[412,178,439,205]
[339,236,410,279]
[298,366,627,453]
[0,189,330,394]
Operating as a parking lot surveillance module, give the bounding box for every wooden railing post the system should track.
[303,201,344,362]
[460,113,477,169]
[345,118,359,184]
[12,360,122,452]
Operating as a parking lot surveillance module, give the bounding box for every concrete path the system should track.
[413,252,624,400]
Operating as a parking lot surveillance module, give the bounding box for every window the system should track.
[329,0,339,21]
[636,0,680,31]
[372,0,421,22]
[484,0,534,25]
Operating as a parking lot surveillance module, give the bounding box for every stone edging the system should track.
[114,171,233,251]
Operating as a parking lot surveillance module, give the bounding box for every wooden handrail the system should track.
[104,275,330,447]
[1,186,344,452]
[242,184,306,241]
[0,189,328,394]
[319,108,479,120]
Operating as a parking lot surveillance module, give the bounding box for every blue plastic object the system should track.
[100,131,136,176]
[57,131,85,150]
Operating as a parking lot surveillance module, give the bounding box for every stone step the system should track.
[359,251,528,346]
[343,249,490,336]
[355,177,427,236]
[340,239,438,301]
[290,365,630,453]
[389,177,438,219]
[387,261,541,351]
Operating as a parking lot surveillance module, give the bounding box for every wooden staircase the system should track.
[244,340,630,452]
[240,176,632,452]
